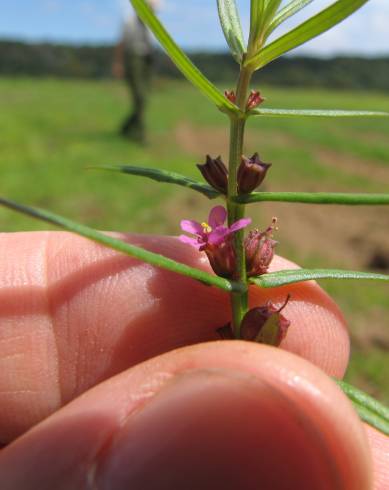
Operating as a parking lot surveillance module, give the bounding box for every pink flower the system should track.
[179,206,251,251]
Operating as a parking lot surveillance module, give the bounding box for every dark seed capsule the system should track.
[240,296,291,346]
[237,153,271,194]
[197,155,228,194]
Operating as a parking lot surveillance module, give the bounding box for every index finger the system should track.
[0,231,349,443]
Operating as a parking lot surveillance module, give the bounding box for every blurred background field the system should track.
[0,76,388,401]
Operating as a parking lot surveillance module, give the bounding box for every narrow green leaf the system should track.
[335,379,389,436]
[267,0,314,34]
[249,0,282,50]
[250,108,389,118]
[0,198,246,293]
[250,269,389,288]
[264,0,283,24]
[249,0,267,50]
[234,192,389,206]
[245,0,369,70]
[217,0,246,63]
[93,165,220,199]
[130,0,238,113]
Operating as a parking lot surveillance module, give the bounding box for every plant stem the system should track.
[227,65,253,338]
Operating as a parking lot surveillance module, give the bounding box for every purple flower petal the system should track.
[229,217,252,233]
[208,226,230,245]
[208,206,227,229]
[180,219,203,235]
[178,235,202,249]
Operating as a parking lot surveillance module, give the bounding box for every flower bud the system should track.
[245,218,277,276]
[197,155,228,194]
[246,90,265,110]
[224,90,236,104]
[237,153,271,194]
[240,296,291,346]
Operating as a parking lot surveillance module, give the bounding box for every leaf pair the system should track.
[94,165,389,206]
[1,196,388,291]
[129,0,385,121]
[218,0,370,72]
[246,0,370,71]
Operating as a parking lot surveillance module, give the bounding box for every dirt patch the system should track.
[174,121,296,160]
[351,309,389,350]
[175,122,229,159]
[259,200,389,270]
[316,148,389,185]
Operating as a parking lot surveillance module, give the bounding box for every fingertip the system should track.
[0,343,372,490]
[364,424,389,490]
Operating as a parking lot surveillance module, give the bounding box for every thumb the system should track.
[0,342,371,490]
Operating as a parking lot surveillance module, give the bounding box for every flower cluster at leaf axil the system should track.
[179,206,251,278]
[179,206,277,280]
[179,205,290,345]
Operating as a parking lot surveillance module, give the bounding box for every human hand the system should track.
[0,232,387,489]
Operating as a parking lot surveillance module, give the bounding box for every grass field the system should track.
[0,77,388,401]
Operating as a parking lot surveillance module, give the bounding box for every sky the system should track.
[1,0,388,56]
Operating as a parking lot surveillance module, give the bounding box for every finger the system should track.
[0,342,370,490]
[364,425,389,490]
[0,232,348,443]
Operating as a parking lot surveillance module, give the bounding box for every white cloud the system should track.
[157,0,389,55]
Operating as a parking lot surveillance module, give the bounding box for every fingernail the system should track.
[95,369,344,490]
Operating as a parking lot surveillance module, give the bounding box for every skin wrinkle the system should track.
[0,233,62,441]
[280,296,349,377]
[45,232,63,408]
[48,238,160,402]
[366,426,389,490]
[0,352,25,362]
[88,264,160,388]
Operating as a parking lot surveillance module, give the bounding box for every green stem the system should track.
[227,66,253,338]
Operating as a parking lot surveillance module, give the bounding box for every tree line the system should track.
[0,40,388,91]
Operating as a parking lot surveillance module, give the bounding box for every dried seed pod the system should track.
[197,155,228,194]
[244,218,277,276]
[240,296,291,346]
[237,153,271,194]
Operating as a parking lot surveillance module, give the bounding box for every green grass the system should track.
[0,77,388,401]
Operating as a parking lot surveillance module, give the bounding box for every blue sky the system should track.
[1,0,388,56]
